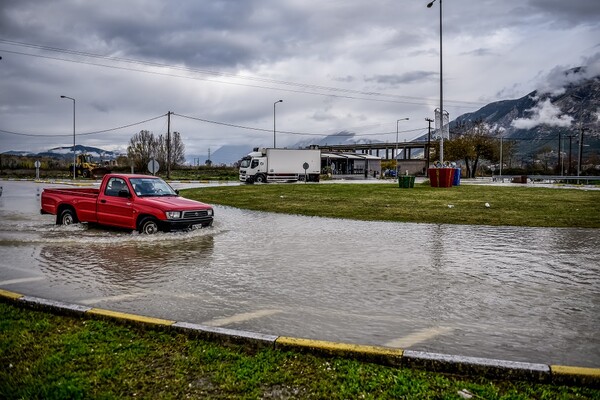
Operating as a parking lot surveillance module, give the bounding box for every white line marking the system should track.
[79,292,147,305]
[385,326,454,348]
[203,309,282,327]
[0,276,45,285]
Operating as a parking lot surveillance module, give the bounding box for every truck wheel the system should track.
[255,174,266,183]
[82,170,90,178]
[138,217,160,234]
[57,209,78,225]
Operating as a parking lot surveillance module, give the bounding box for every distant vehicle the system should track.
[239,148,321,183]
[40,174,213,234]
[69,153,111,178]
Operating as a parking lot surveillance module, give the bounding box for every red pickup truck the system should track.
[40,174,214,234]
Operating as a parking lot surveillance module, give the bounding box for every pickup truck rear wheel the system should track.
[58,208,78,225]
[138,217,160,234]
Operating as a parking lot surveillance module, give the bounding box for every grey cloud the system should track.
[364,71,437,86]
[527,0,600,27]
[460,48,494,57]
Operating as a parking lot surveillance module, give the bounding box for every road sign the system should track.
[147,159,160,175]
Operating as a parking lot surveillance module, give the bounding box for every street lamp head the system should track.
[427,0,437,7]
[60,95,66,98]
[276,99,283,103]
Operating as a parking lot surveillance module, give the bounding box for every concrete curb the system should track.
[1,288,598,388]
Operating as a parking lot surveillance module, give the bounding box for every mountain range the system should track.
[452,67,599,157]
[3,144,123,160]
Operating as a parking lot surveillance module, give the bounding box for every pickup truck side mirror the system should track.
[118,189,131,198]
[175,190,180,195]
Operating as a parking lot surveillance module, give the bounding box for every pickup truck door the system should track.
[97,177,136,229]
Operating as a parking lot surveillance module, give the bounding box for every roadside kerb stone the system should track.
[172,321,278,349]
[20,295,91,316]
[403,350,551,383]
[551,365,600,388]
[275,336,404,367]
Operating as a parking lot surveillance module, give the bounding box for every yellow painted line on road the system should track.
[79,292,147,305]
[551,365,600,379]
[0,277,45,285]
[277,336,404,358]
[385,326,454,348]
[203,309,281,327]
[87,308,175,326]
[0,288,24,300]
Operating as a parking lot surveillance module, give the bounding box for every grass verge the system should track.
[182,183,600,228]
[1,302,598,399]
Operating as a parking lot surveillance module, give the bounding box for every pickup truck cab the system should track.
[40,174,214,234]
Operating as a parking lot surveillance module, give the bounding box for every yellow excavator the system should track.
[69,154,111,178]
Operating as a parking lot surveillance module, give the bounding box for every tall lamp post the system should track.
[273,99,283,148]
[60,95,76,179]
[427,0,444,164]
[395,118,409,175]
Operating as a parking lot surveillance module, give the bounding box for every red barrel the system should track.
[428,168,455,188]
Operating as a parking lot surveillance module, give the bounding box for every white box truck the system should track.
[239,148,321,183]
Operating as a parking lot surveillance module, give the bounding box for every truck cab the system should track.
[239,151,267,183]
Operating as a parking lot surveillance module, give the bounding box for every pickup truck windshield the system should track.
[130,178,177,197]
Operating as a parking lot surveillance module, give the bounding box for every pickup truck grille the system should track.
[182,210,210,219]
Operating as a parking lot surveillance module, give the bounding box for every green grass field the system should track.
[2,303,598,399]
[182,183,600,228]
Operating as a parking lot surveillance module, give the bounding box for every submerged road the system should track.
[0,179,598,368]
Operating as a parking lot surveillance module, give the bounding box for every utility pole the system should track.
[558,132,561,175]
[567,134,575,176]
[577,127,588,177]
[167,111,172,179]
[425,118,433,171]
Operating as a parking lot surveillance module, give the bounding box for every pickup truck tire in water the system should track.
[138,217,160,234]
[58,208,78,225]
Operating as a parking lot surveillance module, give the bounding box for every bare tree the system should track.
[127,130,157,171]
[170,132,186,167]
[127,130,187,172]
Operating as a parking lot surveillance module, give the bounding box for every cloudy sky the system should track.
[1,0,599,158]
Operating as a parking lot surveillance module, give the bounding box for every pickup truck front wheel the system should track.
[57,208,78,225]
[138,217,160,235]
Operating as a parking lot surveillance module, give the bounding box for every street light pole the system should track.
[396,118,409,175]
[273,100,283,148]
[60,95,76,179]
[427,0,444,164]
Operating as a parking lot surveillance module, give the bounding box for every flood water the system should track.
[0,180,598,367]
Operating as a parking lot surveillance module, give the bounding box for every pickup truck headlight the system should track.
[165,211,182,219]
[207,209,214,216]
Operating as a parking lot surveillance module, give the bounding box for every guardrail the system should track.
[492,175,600,184]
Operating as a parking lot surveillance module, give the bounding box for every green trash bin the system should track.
[399,175,415,188]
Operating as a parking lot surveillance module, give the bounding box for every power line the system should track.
[173,112,424,137]
[0,114,166,137]
[0,39,484,108]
